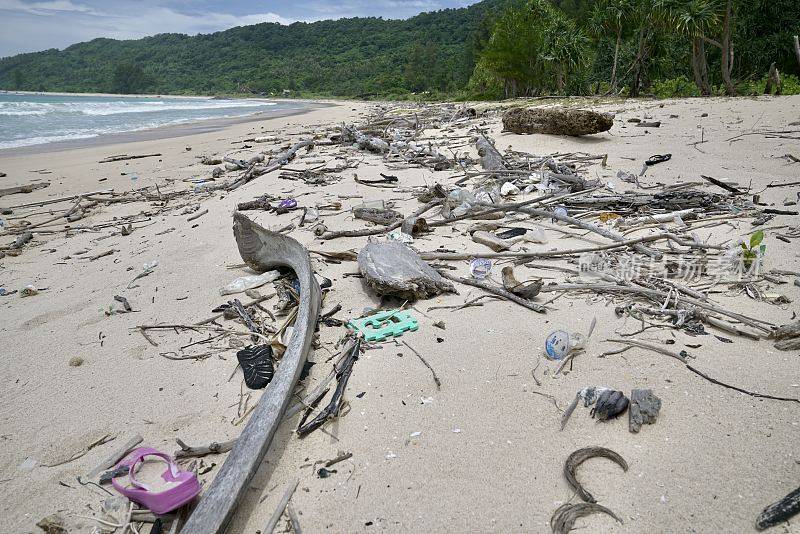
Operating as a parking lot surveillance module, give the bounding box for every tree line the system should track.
[0,0,797,99]
[472,0,800,98]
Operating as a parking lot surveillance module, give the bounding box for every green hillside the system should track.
[0,1,507,96]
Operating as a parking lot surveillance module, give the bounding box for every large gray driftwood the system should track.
[181,213,320,533]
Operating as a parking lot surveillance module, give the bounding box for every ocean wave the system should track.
[0,98,275,117]
[0,95,289,149]
[0,132,99,149]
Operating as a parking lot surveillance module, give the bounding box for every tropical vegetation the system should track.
[0,0,797,99]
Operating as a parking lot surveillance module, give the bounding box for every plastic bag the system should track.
[220,271,281,296]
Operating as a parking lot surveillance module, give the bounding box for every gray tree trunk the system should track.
[720,0,736,95]
[610,30,621,91]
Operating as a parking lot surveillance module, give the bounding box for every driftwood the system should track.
[227,140,314,191]
[537,283,771,333]
[99,153,161,163]
[319,199,442,240]
[175,438,236,459]
[765,63,782,95]
[502,107,614,136]
[340,124,389,153]
[353,206,403,226]
[181,213,321,533]
[438,270,545,313]
[756,485,800,530]
[297,338,360,437]
[700,174,743,194]
[774,320,800,350]
[0,182,49,197]
[478,202,663,259]
[476,134,507,179]
[263,478,300,534]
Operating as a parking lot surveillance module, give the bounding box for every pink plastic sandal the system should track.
[111,447,201,514]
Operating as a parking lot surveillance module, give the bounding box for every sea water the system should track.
[0,92,300,149]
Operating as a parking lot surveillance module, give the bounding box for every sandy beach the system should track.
[1,95,799,533]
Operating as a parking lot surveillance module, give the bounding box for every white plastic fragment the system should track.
[220,270,281,296]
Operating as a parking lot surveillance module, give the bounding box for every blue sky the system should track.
[0,0,477,57]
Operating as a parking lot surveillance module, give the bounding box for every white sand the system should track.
[0,96,799,533]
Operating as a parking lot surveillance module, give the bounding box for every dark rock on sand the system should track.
[502,107,614,136]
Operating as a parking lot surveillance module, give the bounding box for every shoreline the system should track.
[0,100,332,157]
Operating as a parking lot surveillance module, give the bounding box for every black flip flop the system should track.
[645,153,672,166]
[236,345,275,389]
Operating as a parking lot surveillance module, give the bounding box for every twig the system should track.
[187,208,209,222]
[605,338,687,363]
[195,293,276,326]
[286,503,302,534]
[686,365,800,403]
[263,478,300,534]
[437,270,545,313]
[402,341,441,389]
[174,438,236,459]
[85,434,143,478]
[537,283,772,332]
[324,452,353,467]
[319,199,442,240]
[296,338,360,437]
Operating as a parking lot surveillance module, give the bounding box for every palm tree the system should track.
[625,0,663,97]
[588,0,630,92]
[660,0,721,96]
[545,16,590,92]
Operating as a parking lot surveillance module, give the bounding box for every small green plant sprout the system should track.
[741,230,766,269]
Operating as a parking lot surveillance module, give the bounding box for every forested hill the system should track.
[1,0,797,99]
[0,0,507,96]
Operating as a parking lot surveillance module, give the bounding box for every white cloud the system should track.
[0,3,293,56]
[95,7,292,39]
[0,0,97,15]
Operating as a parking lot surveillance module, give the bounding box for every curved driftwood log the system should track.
[181,212,321,534]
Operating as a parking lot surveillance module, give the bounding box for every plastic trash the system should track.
[544,317,596,360]
[387,230,413,244]
[278,198,297,210]
[220,271,281,296]
[500,182,521,196]
[448,188,476,217]
[348,309,418,342]
[553,207,568,220]
[20,285,39,297]
[545,330,582,360]
[469,258,492,279]
[452,202,472,217]
[514,226,548,244]
[305,207,319,222]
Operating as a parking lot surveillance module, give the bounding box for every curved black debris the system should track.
[236,344,275,390]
